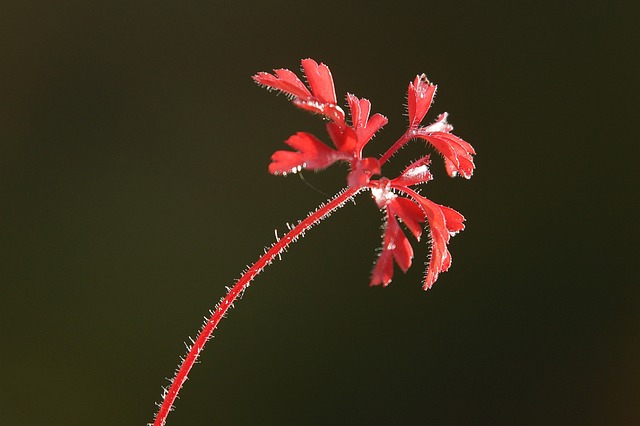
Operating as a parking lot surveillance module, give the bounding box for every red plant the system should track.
[151,59,475,425]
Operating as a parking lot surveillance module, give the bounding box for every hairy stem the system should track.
[379,130,414,165]
[152,187,361,426]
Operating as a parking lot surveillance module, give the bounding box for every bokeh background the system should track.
[1,1,638,425]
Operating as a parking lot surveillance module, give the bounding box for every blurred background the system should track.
[1,1,638,425]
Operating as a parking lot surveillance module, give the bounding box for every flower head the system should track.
[254,59,475,289]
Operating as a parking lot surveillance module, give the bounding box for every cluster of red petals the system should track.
[253,59,386,186]
[255,59,475,290]
[407,75,476,179]
[369,157,465,289]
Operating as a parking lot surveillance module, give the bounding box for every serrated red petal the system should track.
[359,113,387,149]
[400,190,465,290]
[439,204,465,234]
[301,58,337,105]
[347,93,369,127]
[424,226,450,289]
[416,130,475,179]
[293,98,346,125]
[256,60,346,125]
[269,132,341,175]
[369,198,425,287]
[388,216,413,272]
[252,69,311,99]
[407,74,437,128]
[326,122,358,153]
[346,93,387,153]
[370,250,393,286]
[388,197,425,240]
[347,157,380,189]
[370,213,414,286]
[392,156,434,187]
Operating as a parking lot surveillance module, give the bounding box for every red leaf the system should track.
[439,204,466,235]
[255,59,345,125]
[371,249,393,287]
[417,198,449,289]
[326,122,358,154]
[369,187,429,287]
[292,98,346,125]
[252,69,311,99]
[347,157,380,189]
[370,213,414,286]
[409,194,465,289]
[301,59,337,105]
[420,132,475,178]
[415,114,476,179]
[387,197,425,240]
[392,155,434,187]
[390,217,413,272]
[268,132,344,175]
[407,74,437,128]
[424,226,452,289]
[346,94,388,153]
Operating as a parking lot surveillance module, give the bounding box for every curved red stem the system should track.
[379,130,414,165]
[152,187,361,426]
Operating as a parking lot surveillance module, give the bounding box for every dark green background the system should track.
[2,1,638,425]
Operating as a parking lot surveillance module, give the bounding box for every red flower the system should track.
[254,58,475,290]
[153,59,479,426]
